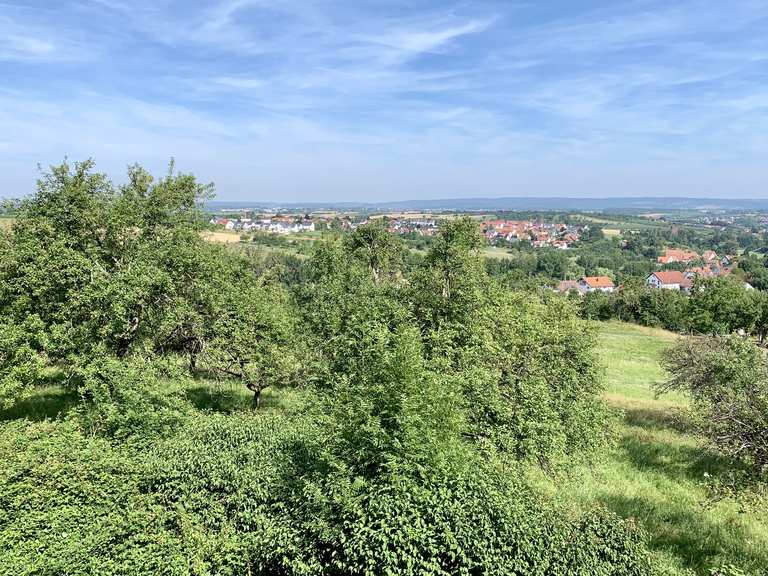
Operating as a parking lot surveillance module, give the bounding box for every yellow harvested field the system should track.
[603,228,621,237]
[203,231,243,244]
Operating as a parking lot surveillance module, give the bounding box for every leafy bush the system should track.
[74,354,193,440]
[0,318,46,408]
[460,293,611,465]
[0,420,186,575]
[146,414,655,576]
[661,335,768,475]
[0,162,655,574]
[579,277,762,337]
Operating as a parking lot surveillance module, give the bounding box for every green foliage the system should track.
[0,160,216,399]
[411,216,489,335]
[579,277,761,337]
[662,335,768,474]
[145,414,654,576]
[344,220,405,281]
[304,217,611,467]
[709,565,747,576]
[0,161,656,574]
[0,318,46,408]
[535,247,571,278]
[460,293,610,465]
[688,278,758,335]
[203,275,302,406]
[0,420,187,575]
[610,279,691,331]
[73,354,193,440]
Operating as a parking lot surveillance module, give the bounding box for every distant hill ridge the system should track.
[206,196,768,212]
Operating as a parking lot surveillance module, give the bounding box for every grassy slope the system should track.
[538,322,768,575]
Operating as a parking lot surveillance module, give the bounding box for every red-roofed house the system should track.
[646,271,693,291]
[579,276,615,293]
[657,248,699,265]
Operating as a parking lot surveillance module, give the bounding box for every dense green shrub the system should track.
[73,354,193,440]
[0,162,657,574]
[145,414,654,576]
[0,318,47,408]
[578,277,761,337]
[459,292,610,465]
[0,420,186,575]
[580,283,690,331]
[661,335,768,475]
[303,219,611,467]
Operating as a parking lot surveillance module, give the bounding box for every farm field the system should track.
[202,230,243,243]
[535,322,768,575]
[481,246,518,259]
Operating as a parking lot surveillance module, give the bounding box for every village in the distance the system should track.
[208,206,766,300]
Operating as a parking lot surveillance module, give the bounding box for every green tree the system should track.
[0,160,222,408]
[343,221,404,282]
[661,335,768,474]
[203,276,301,408]
[689,277,758,335]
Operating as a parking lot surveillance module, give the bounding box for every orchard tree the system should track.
[0,159,231,407]
[689,277,758,335]
[410,216,489,345]
[204,276,301,408]
[343,221,404,282]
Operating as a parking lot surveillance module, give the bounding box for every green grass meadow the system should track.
[535,322,768,575]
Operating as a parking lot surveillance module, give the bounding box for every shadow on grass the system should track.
[622,404,695,434]
[597,492,767,575]
[618,403,746,487]
[186,384,251,414]
[0,386,79,422]
[621,428,735,485]
[186,384,294,414]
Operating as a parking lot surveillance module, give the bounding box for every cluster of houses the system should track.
[648,249,736,292]
[481,220,582,249]
[385,218,439,236]
[556,276,616,296]
[656,248,727,266]
[210,214,587,248]
[556,248,744,296]
[210,216,315,234]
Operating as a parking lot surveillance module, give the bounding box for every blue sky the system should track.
[2,0,768,201]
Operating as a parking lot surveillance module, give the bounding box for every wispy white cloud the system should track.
[211,76,265,90]
[0,13,87,62]
[361,18,493,59]
[2,0,768,199]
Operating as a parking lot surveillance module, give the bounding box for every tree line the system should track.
[579,277,768,340]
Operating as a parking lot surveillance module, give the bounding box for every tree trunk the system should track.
[252,388,261,409]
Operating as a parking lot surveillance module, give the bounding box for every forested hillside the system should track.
[1,162,766,575]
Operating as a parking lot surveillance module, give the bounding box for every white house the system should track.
[646,271,692,291]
